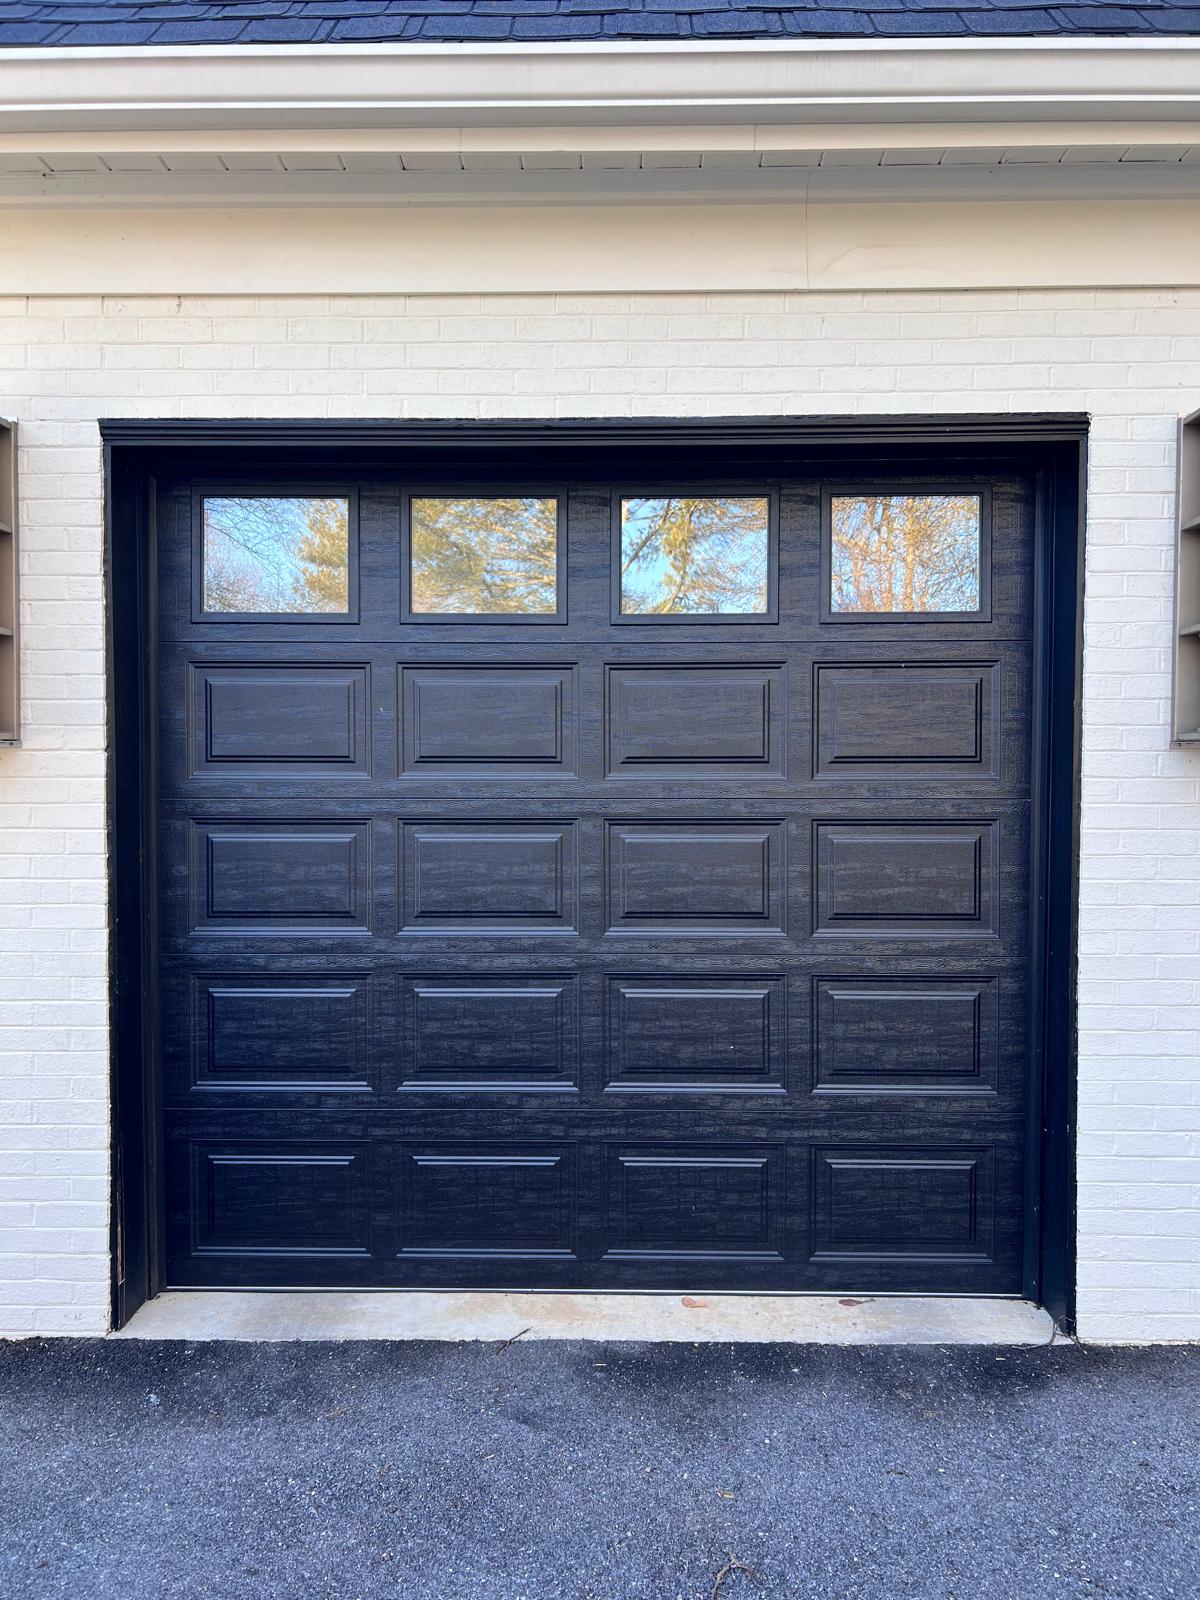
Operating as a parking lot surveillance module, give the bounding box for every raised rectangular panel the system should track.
[192,1145,369,1255]
[606,822,783,934]
[814,821,997,936]
[603,1145,783,1260]
[400,975,577,1090]
[194,973,371,1090]
[810,1147,993,1261]
[814,977,997,1094]
[401,665,576,776]
[402,822,576,932]
[607,665,783,778]
[605,975,784,1092]
[191,664,369,777]
[191,820,370,934]
[399,1145,575,1258]
[815,662,998,779]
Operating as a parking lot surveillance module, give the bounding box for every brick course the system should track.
[0,286,1196,1340]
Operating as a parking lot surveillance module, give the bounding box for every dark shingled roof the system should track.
[0,0,1196,46]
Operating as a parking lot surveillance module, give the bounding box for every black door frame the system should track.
[103,414,1085,1331]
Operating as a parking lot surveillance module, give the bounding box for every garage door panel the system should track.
[606,664,786,779]
[162,818,1029,925]
[398,1144,578,1260]
[602,1144,786,1263]
[160,943,1030,1113]
[189,1142,373,1259]
[399,973,579,1092]
[809,644,1032,794]
[815,660,999,780]
[186,662,372,779]
[160,645,390,797]
[165,963,1028,1109]
[165,1111,1025,1286]
[401,820,578,933]
[160,638,1030,800]
[803,1136,1026,1292]
[400,664,578,777]
[605,820,784,934]
[191,971,374,1093]
[156,474,1033,645]
[189,819,373,935]
[603,973,786,1095]
[814,819,999,938]
[810,1145,995,1263]
[813,975,1001,1097]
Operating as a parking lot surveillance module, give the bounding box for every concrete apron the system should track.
[113,1293,1055,1345]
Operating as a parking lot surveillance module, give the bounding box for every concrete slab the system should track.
[114,1291,1055,1345]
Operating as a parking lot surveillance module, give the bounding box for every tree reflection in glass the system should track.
[619,496,770,615]
[831,493,981,614]
[410,497,558,615]
[203,496,350,614]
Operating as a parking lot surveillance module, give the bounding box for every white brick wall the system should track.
[1,286,1197,1341]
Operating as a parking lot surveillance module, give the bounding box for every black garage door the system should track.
[157,452,1034,1291]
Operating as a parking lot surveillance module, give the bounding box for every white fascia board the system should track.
[0,39,1198,134]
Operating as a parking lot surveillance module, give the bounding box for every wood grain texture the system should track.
[156,463,1037,1291]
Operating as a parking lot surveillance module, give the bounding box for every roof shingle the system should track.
[0,0,1194,45]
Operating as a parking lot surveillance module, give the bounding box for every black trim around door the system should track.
[103,415,1085,1332]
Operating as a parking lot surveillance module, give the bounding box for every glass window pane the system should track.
[619,496,771,616]
[830,493,981,614]
[410,496,559,616]
[202,495,350,615]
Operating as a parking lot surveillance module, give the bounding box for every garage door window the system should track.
[615,494,774,621]
[407,495,562,620]
[199,494,352,617]
[828,491,985,618]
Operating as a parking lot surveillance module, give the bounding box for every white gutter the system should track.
[0,39,1198,133]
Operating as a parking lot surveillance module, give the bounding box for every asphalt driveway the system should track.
[0,1338,1195,1600]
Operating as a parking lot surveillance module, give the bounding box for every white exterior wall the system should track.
[0,284,1197,1341]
